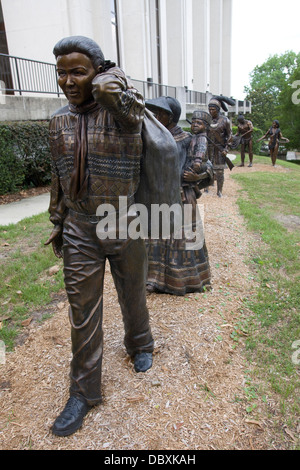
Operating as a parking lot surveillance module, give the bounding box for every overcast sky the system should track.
[231,0,300,99]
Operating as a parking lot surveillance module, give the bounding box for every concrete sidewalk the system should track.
[0,193,50,226]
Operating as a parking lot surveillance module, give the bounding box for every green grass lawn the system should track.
[232,154,300,431]
[0,212,64,349]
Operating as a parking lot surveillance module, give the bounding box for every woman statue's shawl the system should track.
[135,109,182,236]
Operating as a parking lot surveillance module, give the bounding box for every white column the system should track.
[209,0,223,95]
[116,0,148,80]
[192,0,210,92]
[205,0,211,92]
[222,0,232,96]
[183,0,193,90]
[66,0,94,36]
[88,0,113,60]
[159,0,168,84]
[164,0,184,87]
[115,0,125,69]
[147,0,157,82]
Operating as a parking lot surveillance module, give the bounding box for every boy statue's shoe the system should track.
[52,396,90,437]
[134,352,153,373]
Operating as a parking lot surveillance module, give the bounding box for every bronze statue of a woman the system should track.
[257,120,289,166]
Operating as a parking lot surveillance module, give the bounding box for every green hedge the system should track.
[0,120,265,196]
[0,121,51,195]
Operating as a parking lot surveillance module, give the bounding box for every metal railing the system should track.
[0,53,251,113]
[0,53,178,100]
[185,89,207,105]
[0,53,62,96]
[130,78,176,101]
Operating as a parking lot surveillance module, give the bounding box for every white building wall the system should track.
[1,0,232,96]
[2,0,66,64]
[1,0,115,64]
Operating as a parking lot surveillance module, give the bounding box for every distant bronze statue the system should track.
[184,110,213,199]
[257,120,290,166]
[233,114,254,167]
[144,97,212,296]
[44,36,182,437]
[207,96,235,197]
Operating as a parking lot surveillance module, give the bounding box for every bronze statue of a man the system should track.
[184,110,212,198]
[234,114,254,167]
[207,96,234,197]
[45,36,155,437]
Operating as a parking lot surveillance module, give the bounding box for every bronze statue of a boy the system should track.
[45,36,155,437]
[234,114,254,167]
[183,110,212,199]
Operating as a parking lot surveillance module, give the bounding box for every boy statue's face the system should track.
[56,52,99,106]
[191,118,205,134]
[154,109,172,128]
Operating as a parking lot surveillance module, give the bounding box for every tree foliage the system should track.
[243,86,276,132]
[245,51,300,101]
[277,64,300,149]
[244,51,300,149]
[0,121,51,195]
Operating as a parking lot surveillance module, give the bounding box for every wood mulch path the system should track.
[0,164,295,450]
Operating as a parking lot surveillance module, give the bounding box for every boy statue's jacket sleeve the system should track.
[92,67,144,132]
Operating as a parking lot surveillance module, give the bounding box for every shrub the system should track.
[0,121,51,195]
[0,125,25,194]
